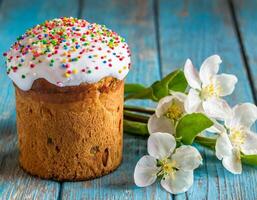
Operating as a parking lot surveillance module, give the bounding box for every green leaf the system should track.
[176,113,214,145]
[241,154,257,166]
[168,70,188,92]
[125,83,147,94]
[151,70,181,100]
[125,69,188,102]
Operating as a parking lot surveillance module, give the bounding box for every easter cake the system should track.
[4,17,131,180]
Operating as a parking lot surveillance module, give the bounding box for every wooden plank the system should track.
[0,0,79,199]
[60,0,170,199]
[158,0,257,199]
[1,0,256,199]
[232,0,257,102]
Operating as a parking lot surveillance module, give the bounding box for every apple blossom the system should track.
[184,55,238,116]
[148,92,187,134]
[207,102,257,174]
[134,132,202,194]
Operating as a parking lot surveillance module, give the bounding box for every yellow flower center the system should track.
[201,82,221,99]
[229,127,246,147]
[165,100,184,121]
[163,162,173,173]
[157,158,177,179]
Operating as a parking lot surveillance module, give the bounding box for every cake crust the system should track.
[16,77,124,181]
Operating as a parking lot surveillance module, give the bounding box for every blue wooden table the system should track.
[0,0,257,199]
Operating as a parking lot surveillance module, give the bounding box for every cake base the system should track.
[15,78,124,181]
[19,158,122,181]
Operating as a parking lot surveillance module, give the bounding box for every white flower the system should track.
[209,102,257,174]
[148,92,187,134]
[184,55,238,116]
[134,132,202,194]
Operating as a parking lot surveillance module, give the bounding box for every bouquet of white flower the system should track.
[123,55,257,194]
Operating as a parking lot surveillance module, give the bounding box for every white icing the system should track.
[4,17,131,91]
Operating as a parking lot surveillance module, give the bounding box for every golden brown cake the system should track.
[15,77,124,180]
[4,17,131,180]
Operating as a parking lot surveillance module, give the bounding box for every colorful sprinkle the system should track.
[4,17,131,90]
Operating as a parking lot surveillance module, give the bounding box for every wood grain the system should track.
[0,0,257,199]
[232,0,257,102]
[158,0,257,199]
[0,0,79,199]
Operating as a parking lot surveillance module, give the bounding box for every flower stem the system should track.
[123,108,216,147]
[241,154,257,166]
[124,110,149,123]
[194,136,216,150]
[123,119,149,136]
[124,88,153,101]
[124,105,155,114]
[123,107,257,167]
[123,119,216,148]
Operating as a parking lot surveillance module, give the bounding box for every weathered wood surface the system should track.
[232,0,257,103]
[158,0,257,199]
[0,0,256,199]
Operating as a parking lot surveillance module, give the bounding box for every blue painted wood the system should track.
[0,0,79,199]
[158,0,257,200]
[232,0,257,101]
[0,0,256,199]
[60,0,170,200]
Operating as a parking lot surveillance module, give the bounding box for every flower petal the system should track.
[202,97,232,120]
[184,89,202,113]
[148,114,174,135]
[215,133,233,160]
[147,132,176,159]
[156,96,175,118]
[170,91,187,103]
[160,170,193,194]
[134,155,160,187]
[184,59,201,90]
[199,55,222,85]
[172,146,202,170]
[230,103,257,128]
[213,74,238,96]
[241,131,257,155]
[222,149,242,174]
[206,119,226,133]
